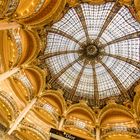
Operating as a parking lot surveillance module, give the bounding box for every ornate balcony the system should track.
[0,91,19,118]
[13,73,34,100]
[101,125,140,138]
[14,121,49,140]
[35,102,60,122]
[6,0,19,17]
[0,0,20,18]
[8,28,22,67]
[33,0,46,15]
[64,119,95,136]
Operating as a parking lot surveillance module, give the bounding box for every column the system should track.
[96,126,100,140]
[0,67,20,82]
[8,98,37,135]
[0,22,21,30]
[58,117,65,130]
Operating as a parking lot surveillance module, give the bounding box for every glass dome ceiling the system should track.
[44,2,140,106]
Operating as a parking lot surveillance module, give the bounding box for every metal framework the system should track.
[91,61,99,106]
[69,60,87,100]
[49,56,83,84]
[39,50,82,60]
[96,2,122,40]
[102,31,140,47]
[74,5,90,43]
[44,1,140,106]
[46,27,83,46]
[99,61,129,99]
[103,53,140,69]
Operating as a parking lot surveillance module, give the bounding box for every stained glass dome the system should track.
[44,2,140,106]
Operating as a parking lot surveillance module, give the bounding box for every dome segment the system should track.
[44,2,140,107]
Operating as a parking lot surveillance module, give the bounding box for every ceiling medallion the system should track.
[80,42,104,63]
[86,44,98,56]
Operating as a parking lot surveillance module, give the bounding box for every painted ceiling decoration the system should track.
[43,1,140,107]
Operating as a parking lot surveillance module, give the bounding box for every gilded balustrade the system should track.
[15,121,49,140]
[64,119,96,136]
[8,28,22,67]
[0,0,19,18]
[101,125,140,138]
[13,73,34,101]
[35,101,60,122]
[0,91,19,119]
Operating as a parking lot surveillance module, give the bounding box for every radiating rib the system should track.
[101,31,140,48]
[74,5,90,43]
[96,2,122,40]
[39,50,83,60]
[99,61,129,99]
[103,53,140,69]
[91,61,99,106]
[69,59,87,100]
[49,56,84,84]
[46,27,83,46]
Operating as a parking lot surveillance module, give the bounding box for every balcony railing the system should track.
[0,0,20,18]
[64,119,95,136]
[0,91,19,118]
[101,125,140,138]
[6,0,20,17]
[9,28,22,67]
[13,73,34,100]
[17,121,49,140]
[34,0,46,14]
[35,102,60,122]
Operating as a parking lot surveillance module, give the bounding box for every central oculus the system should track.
[85,44,98,57]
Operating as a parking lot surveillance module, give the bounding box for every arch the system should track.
[24,66,46,95]
[9,28,40,67]
[65,101,96,125]
[9,66,45,103]
[33,89,67,127]
[99,104,134,126]
[43,89,67,114]
[20,0,66,27]
[15,0,47,19]
[63,101,96,140]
